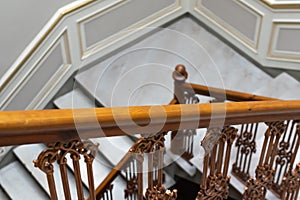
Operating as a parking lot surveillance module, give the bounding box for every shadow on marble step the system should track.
[0,161,48,200]
[0,146,13,164]
[74,16,271,107]
[0,187,9,200]
[254,72,299,99]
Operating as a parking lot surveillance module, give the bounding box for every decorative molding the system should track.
[260,0,300,9]
[1,29,71,110]
[78,0,182,59]
[194,0,263,52]
[268,21,300,62]
[0,0,95,93]
[3,0,300,112]
[0,0,185,111]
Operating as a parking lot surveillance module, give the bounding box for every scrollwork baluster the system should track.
[34,139,98,200]
[232,123,258,183]
[281,163,300,200]
[130,132,177,200]
[197,126,237,199]
[243,121,286,199]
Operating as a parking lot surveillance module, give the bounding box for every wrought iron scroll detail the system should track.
[272,121,300,196]
[146,186,178,200]
[34,140,98,200]
[281,163,300,200]
[131,132,166,154]
[124,159,139,199]
[242,121,286,199]
[232,123,258,183]
[130,132,177,200]
[197,126,237,200]
[197,173,229,200]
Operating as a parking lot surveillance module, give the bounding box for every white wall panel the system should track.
[0,0,184,111]
[268,22,300,62]
[79,0,180,58]
[277,28,300,52]
[3,31,71,110]
[195,0,262,50]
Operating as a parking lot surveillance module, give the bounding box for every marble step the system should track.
[254,72,299,99]
[14,143,127,200]
[0,161,48,200]
[279,82,300,100]
[54,87,175,186]
[14,144,89,199]
[94,136,176,190]
[75,17,271,107]
[53,87,98,109]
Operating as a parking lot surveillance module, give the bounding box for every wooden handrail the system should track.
[1,100,300,146]
[183,83,278,102]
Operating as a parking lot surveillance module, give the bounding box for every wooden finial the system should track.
[173,64,188,82]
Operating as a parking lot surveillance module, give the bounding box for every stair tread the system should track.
[94,136,176,189]
[279,83,300,100]
[94,136,135,166]
[75,17,271,107]
[14,143,127,200]
[54,87,96,109]
[0,161,48,200]
[254,72,299,98]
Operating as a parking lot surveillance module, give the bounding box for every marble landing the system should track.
[254,72,299,98]
[75,16,272,107]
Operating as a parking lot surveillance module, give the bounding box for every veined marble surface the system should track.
[254,72,299,98]
[0,161,48,200]
[75,17,272,107]
[61,16,300,200]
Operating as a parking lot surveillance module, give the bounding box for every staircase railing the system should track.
[0,66,300,199]
[170,65,299,199]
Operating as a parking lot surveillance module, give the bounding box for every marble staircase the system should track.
[1,16,300,199]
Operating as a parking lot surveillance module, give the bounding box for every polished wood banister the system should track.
[183,83,278,102]
[1,100,300,146]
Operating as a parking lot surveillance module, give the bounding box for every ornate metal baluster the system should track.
[125,159,138,200]
[80,141,98,200]
[272,120,300,196]
[232,123,258,183]
[98,184,114,200]
[34,148,58,200]
[58,148,72,200]
[243,121,286,199]
[197,126,237,199]
[281,163,300,200]
[34,140,98,200]
[130,132,177,200]
[171,65,199,161]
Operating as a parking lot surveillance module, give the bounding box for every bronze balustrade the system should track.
[0,66,299,199]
